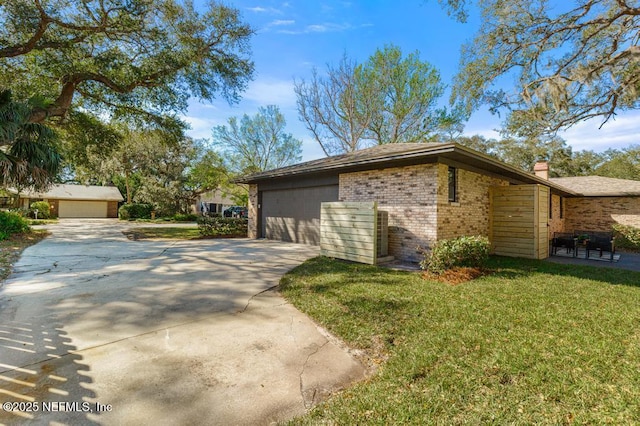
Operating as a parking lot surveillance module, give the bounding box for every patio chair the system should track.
[585,232,615,261]
[552,232,577,256]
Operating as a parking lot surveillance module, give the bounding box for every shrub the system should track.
[173,213,198,222]
[118,203,154,220]
[0,210,30,240]
[197,216,248,237]
[29,201,51,219]
[612,224,640,251]
[420,235,490,274]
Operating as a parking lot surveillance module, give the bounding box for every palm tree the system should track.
[0,90,61,190]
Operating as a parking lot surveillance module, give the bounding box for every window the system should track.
[0,197,15,208]
[448,167,457,202]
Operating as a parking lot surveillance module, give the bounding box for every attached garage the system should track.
[17,184,124,218]
[260,184,339,245]
[59,200,109,218]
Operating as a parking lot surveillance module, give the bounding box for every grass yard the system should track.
[123,226,247,240]
[123,227,201,240]
[0,230,49,281]
[280,256,640,424]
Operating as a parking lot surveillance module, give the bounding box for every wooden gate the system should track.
[490,185,549,259]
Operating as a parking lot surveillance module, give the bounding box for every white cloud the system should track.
[261,19,295,32]
[559,111,640,152]
[270,19,295,26]
[242,79,297,109]
[277,21,361,35]
[246,6,282,14]
[183,115,217,140]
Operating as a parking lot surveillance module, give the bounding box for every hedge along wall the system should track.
[320,201,379,265]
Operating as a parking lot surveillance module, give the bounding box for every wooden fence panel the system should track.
[490,185,549,259]
[320,201,378,265]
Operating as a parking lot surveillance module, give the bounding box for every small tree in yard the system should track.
[29,201,51,219]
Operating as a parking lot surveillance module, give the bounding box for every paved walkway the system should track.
[545,249,640,272]
[0,219,365,425]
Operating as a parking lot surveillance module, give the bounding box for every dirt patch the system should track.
[0,231,49,282]
[422,267,493,285]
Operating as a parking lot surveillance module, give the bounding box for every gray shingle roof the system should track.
[238,142,444,181]
[550,176,640,196]
[19,184,124,201]
[237,142,577,196]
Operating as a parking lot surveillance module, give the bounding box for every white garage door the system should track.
[58,201,108,218]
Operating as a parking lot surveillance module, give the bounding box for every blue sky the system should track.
[184,1,639,161]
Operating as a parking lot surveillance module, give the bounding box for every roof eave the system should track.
[238,143,578,197]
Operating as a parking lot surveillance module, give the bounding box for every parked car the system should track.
[223,206,248,218]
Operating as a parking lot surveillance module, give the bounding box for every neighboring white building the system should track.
[194,188,238,215]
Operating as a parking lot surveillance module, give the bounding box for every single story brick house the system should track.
[13,184,124,218]
[238,143,640,262]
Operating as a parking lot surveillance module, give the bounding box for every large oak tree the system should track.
[0,0,254,127]
[446,0,640,133]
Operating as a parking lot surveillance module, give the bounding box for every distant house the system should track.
[238,143,640,262]
[14,184,124,218]
[194,188,237,216]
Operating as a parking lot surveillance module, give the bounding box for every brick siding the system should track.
[339,164,509,262]
[564,197,640,232]
[107,201,119,218]
[548,194,565,238]
[248,184,258,238]
[339,164,438,262]
[436,164,509,241]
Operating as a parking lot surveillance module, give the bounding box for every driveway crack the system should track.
[299,339,329,409]
[238,284,278,313]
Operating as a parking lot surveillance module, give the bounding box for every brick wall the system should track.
[107,201,118,218]
[339,164,438,262]
[436,164,509,241]
[565,197,640,232]
[48,199,59,218]
[548,194,565,238]
[248,184,258,238]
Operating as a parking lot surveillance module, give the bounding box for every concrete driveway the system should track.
[0,220,364,425]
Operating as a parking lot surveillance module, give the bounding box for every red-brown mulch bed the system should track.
[422,267,493,285]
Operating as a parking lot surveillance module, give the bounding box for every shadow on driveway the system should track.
[0,220,365,425]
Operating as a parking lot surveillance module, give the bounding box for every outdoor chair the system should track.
[551,232,577,256]
[584,232,615,261]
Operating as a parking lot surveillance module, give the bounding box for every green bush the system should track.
[29,201,51,219]
[0,210,30,240]
[420,235,490,274]
[612,224,640,251]
[173,213,198,222]
[197,216,248,237]
[118,203,154,220]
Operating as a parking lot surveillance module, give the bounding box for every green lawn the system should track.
[123,226,246,240]
[124,227,201,240]
[280,256,640,424]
